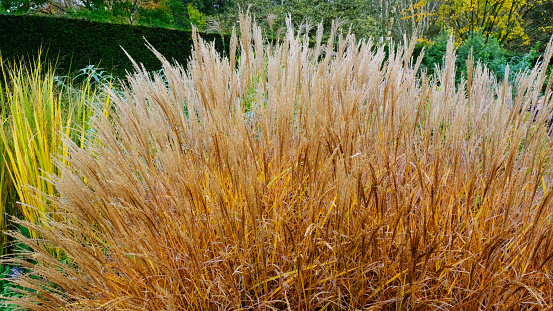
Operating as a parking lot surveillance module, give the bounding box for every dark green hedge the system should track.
[0,14,228,78]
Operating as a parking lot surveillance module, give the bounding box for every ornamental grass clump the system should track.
[4,13,553,310]
[0,57,100,259]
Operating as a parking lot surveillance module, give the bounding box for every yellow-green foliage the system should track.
[0,57,97,258]
[435,0,548,45]
[0,124,13,257]
[4,14,553,309]
[188,3,206,28]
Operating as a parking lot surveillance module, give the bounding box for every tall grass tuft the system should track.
[0,122,14,257]
[0,57,98,258]
[5,14,553,309]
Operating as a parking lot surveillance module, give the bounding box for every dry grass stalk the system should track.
[4,12,553,310]
[266,13,278,31]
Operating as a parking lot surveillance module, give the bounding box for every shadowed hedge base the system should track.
[4,13,553,310]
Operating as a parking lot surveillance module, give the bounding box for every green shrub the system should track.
[498,41,542,82]
[421,32,509,83]
[187,3,205,28]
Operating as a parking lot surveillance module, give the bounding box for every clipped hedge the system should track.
[0,14,228,77]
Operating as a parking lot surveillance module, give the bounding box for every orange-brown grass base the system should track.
[4,13,553,310]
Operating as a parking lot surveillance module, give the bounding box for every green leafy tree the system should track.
[516,0,553,51]
[188,2,205,27]
[397,0,441,39]
[435,0,549,45]
[421,31,508,82]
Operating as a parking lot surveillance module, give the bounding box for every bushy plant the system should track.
[4,13,553,310]
[498,41,542,82]
[0,57,108,258]
[187,3,205,28]
[421,32,547,85]
[422,31,508,83]
[457,33,508,77]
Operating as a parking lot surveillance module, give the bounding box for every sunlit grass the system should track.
[3,13,553,310]
[0,56,102,259]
